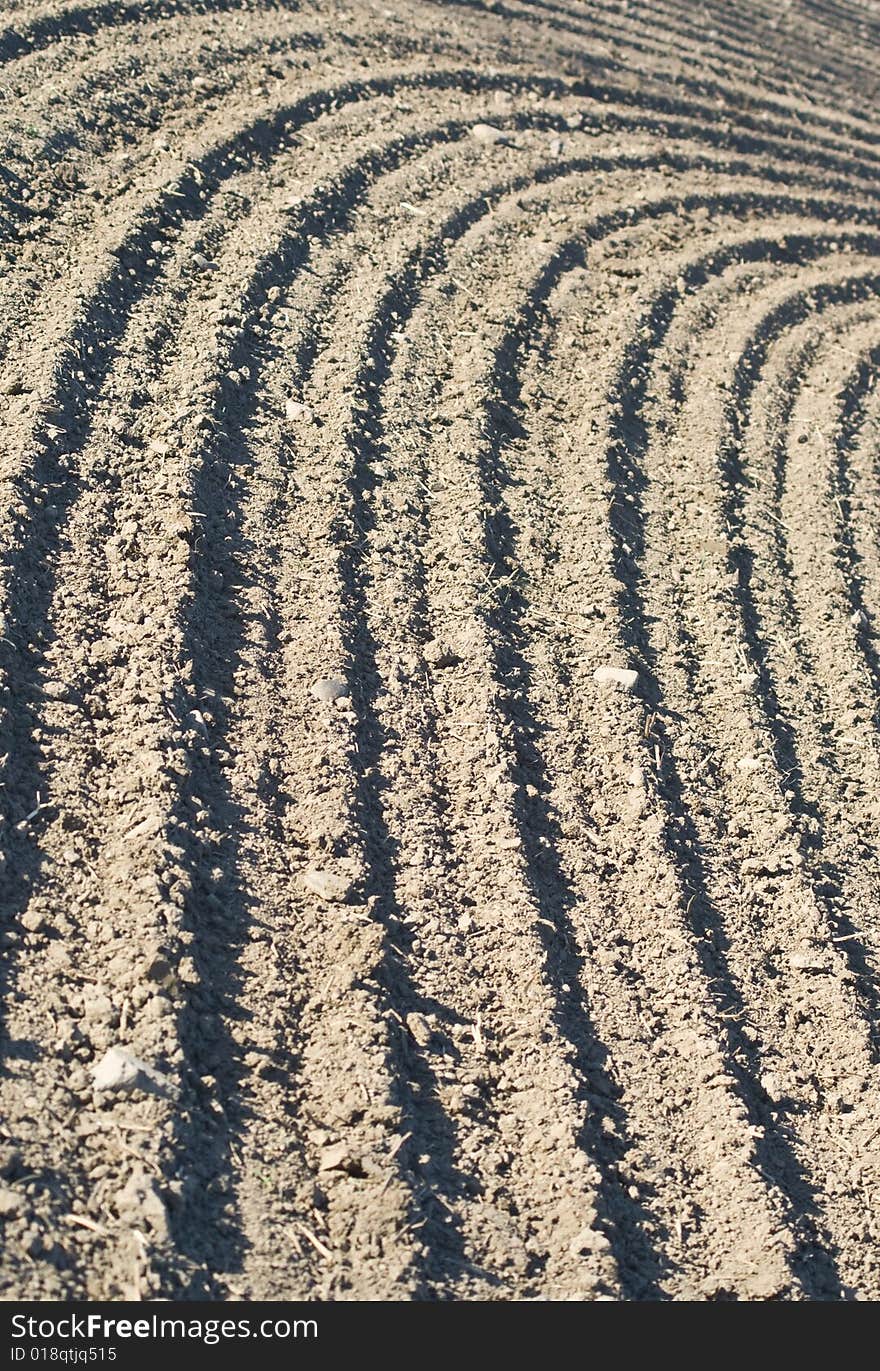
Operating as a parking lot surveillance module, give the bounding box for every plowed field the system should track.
[2,0,880,1302]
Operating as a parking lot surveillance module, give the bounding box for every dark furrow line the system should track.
[619,251,880,1047]
[0,102,871,949]
[142,183,880,1289]
[434,0,880,162]
[830,342,880,730]
[600,262,880,1299]
[0,0,300,64]
[0,136,865,993]
[719,275,880,1049]
[511,0,880,111]
[4,56,880,278]
[325,226,663,1293]
[456,239,669,1297]
[0,61,876,1283]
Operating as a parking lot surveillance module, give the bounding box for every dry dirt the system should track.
[1,0,880,1304]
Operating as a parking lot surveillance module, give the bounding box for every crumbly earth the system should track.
[0,0,879,1303]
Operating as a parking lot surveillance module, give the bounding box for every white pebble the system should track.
[593,665,639,692]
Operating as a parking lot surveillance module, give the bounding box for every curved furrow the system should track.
[0,99,543,1299]
[1,0,877,191]
[0,79,875,425]
[143,171,877,1294]
[193,163,880,1296]
[302,174,669,1299]
[0,0,301,64]
[1,140,875,1295]
[443,216,876,1298]
[4,84,876,746]
[514,0,880,110]
[5,41,880,326]
[616,260,880,1296]
[0,103,666,1300]
[828,343,880,719]
[1,0,879,1305]
[729,308,880,998]
[391,212,805,1296]
[285,176,877,1288]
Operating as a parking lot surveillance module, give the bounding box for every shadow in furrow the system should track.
[2,63,876,1282]
[469,243,667,1298]
[830,340,880,718]
[285,165,693,1293]
[0,0,298,65]
[162,170,497,1296]
[764,331,880,1022]
[626,252,880,1042]
[1,124,871,1276]
[331,455,477,1291]
[441,0,880,150]
[0,196,200,1044]
[721,276,880,1047]
[604,256,868,1298]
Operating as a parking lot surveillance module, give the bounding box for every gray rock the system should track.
[471,122,509,145]
[593,665,639,692]
[0,1188,24,1218]
[311,676,349,703]
[301,867,355,904]
[91,1046,174,1099]
[42,679,73,701]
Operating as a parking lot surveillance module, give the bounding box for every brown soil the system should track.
[1,0,880,1303]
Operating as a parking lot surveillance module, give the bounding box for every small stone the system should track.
[177,956,199,985]
[42,679,72,701]
[0,1188,24,1218]
[593,665,639,692]
[569,1224,612,1256]
[319,1142,364,1176]
[405,1012,433,1047]
[737,756,762,772]
[191,252,218,272]
[471,122,508,145]
[789,951,827,973]
[285,399,313,422]
[311,676,349,703]
[90,1046,174,1098]
[301,868,355,904]
[628,765,645,787]
[549,136,565,155]
[20,909,46,934]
